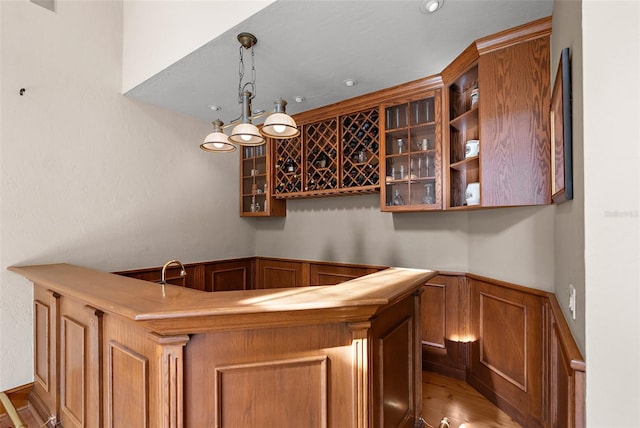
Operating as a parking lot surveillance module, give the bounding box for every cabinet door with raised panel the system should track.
[478,36,551,207]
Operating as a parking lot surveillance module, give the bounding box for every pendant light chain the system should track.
[238,45,244,104]
[237,43,257,104]
[250,44,256,100]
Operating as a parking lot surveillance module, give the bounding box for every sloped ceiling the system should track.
[125,0,553,125]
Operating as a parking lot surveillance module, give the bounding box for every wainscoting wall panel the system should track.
[547,295,586,428]
[255,258,306,289]
[422,272,585,427]
[478,292,527,390]
[421,283,446,348]
[205,265,248,292]
[469,278,544,426]
[309,263,381,286]
[421,275,470,379]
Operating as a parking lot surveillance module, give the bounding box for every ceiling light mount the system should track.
[237,32,257,50]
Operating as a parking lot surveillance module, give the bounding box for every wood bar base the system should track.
[9,263,434,427]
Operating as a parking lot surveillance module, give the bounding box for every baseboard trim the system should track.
[0,383,32,416]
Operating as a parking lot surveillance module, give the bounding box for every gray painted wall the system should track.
[255,196,556,292]
[550,0,585,353]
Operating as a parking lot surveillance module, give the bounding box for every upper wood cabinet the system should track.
[443,17,552,209]
[245,17,552,213]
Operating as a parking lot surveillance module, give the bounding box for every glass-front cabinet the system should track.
[240,142,286,217]
[381,92,442,211]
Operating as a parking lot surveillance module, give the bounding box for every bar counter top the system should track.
[9,263,436,335]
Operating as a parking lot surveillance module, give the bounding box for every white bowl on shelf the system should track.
[465,182,480,206]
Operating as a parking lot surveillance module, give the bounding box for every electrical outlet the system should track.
[568,284,576,320]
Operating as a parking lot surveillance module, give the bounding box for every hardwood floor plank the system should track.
[422,371,522,427]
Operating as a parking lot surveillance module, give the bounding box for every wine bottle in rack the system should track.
[285,157,296,173]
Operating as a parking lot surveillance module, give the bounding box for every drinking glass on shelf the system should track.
[425,154,435,177]
[397,138,404,154]
[393,190,405,206]
[422,182,436,205]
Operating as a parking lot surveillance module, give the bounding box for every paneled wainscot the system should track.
[8,257,584,427]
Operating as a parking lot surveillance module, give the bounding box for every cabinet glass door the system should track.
[240,142,285,217]
[381,93,441,212]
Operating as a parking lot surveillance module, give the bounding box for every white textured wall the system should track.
[583,0,640,423]
[0,0,253,390]
[122,0,275,92]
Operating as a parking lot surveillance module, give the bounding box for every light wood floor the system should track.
[2,371,521,427]
[422,371,522,428]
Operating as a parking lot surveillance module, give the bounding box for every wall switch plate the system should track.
[568,284,576,320]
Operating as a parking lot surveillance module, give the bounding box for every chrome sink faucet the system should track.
[160,259,186,297]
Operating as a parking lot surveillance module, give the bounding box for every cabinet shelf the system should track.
[450,156,479,171]
[386,123,437,134]
[449,106,478,131]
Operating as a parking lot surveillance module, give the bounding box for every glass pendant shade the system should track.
[261,98,299,139]
[200,119,236,153]
[262,112,299,139]
[229,122,265,146]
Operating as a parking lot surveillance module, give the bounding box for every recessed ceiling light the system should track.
[343,79,358,87]
[421,0,444,14]
[293,96,305,103]
[208,104,222,111]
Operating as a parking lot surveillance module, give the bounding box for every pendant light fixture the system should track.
[262,98,300,139]
[201,119,236,152]
[201,32,299,153]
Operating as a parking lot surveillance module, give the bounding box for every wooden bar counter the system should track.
[9,263,435,428]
